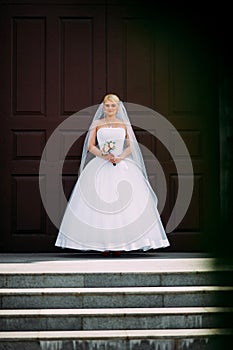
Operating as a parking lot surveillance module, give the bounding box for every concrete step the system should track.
[1,286,233,309]
[0,329,232,350]
[1,255,232,288]
[2,271,231,288]
[0,307,232,331]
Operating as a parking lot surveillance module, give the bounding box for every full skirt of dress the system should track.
[55,156,170,252]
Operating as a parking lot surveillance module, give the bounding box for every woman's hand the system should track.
[110,156,122,165]
[102,154,123,165]
[102,153,115,162]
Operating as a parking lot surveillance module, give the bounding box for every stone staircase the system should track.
[0,253,232,350]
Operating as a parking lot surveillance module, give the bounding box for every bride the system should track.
[55,94,170,254]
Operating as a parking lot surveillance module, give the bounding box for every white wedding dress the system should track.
[55,127,170,251]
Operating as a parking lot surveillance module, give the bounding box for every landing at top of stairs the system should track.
[0,252,230,274]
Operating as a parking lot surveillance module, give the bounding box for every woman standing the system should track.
[55,94,170,254]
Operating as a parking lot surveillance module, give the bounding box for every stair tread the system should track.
[1,257,231,274]
[1,286,232,295]
[0,328,232,340]
[0,306,232,316]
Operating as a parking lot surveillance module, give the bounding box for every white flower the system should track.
[104,145,109,152]
[102,140,116,155]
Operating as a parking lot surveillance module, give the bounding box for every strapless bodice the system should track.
[97,127,126,156]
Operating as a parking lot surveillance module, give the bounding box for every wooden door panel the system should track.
[61,18,94,113]
[12,175,45,234]
[13,17,46,116]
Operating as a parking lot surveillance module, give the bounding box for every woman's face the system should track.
[104,99,118,117]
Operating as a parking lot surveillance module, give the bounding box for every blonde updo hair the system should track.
[103,94,120,104]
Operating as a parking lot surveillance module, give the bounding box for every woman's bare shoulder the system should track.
[90,119,104,131]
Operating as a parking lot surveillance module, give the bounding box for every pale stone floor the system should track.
[1,252,232,274]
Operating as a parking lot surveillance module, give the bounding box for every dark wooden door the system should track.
[106,6,219,252]
[0,3,106,252]
[0,2,220,252]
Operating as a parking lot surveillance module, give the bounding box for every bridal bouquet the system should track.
[101,140,117,166]
[101,141,116,155]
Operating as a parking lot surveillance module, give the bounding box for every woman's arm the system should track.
[114,127,131,163]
